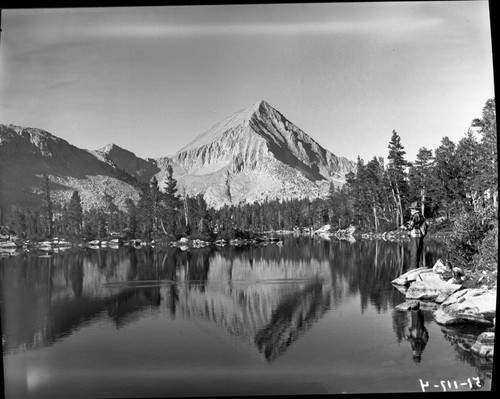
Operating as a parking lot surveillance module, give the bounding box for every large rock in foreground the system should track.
[471,332,495,358]
[405,278,462,303]
[434,289,497,326]
[391,267,433,285]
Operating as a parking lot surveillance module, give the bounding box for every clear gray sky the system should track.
[0,1,494,163]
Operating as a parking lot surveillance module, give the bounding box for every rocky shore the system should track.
[0,233,286,256]
[392,260,496,361]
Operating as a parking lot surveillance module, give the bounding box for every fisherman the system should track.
[402,201,426,269]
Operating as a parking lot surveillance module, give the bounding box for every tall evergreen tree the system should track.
[125,198,138,239]
[364,157,386,232]
[472,98,497,206]
[97,211,107,239]
[68,190,83,236]
[408,147,433,215]
[40,174,54,238]
[455,131,481,210]
[386,130,409,226]
[431,136,458,219]
[162,165,180,236]
[14,208,28,239]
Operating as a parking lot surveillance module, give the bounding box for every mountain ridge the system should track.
[0,124,141,212]
[0,101,356,212]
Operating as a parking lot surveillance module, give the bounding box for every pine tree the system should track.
[125,198,138,239]
[14,208,28,239]
[431,136,458,219]
[409,147,433,215]
[387,130,409,226]
[40,174,54,238]
[472,98,497,206]
[455,131,481,210]
[68,190,83,236]
[162,165,180,237]
[364,157,386,232]
[97,211,107,239]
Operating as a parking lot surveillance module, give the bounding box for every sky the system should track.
[0,1,495,163]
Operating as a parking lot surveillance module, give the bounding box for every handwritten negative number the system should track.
[419,377,482,392]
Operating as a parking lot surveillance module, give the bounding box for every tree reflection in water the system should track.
[1,238,451,364]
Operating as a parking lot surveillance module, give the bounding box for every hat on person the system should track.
[409,201,420,210]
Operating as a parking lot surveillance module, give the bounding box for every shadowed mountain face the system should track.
[156,101,356,208]
[91,144,160,184]
[0,124,141,211]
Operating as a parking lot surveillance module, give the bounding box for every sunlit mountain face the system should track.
[156,100,356,208]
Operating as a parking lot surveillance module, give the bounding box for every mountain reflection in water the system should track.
[1,238,448,364]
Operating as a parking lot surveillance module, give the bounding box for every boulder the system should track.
[405,279,462,303]
[432,259,453,280]
[470,332,495,358]
[314,224,332,234]
[391,267,433,285]
[416,272,442,282]
[0,241,17,248]
[394,300,439,312]
[434,289,497,326]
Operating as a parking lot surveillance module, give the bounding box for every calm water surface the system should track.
[1,236,493,397]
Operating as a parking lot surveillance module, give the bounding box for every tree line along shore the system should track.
[0,99,497,283]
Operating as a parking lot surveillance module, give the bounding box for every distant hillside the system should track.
[0,124,141,213]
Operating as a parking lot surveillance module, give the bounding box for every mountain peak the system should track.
[176,100,278,154]
[250,100,277,118]
[167,101,356,207]
[95,142,159,183]
[251,99,271,110]
[99,143,122,154]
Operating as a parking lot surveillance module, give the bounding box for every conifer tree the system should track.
[472,98,497,206]
[40,174,54,238]
[386,130,409,226]
[431,136,458,219]
[14,208,28,239]
[364,157,386,232]
[455,131,481,210]
[97,211,107,239]
[162,165,180,236]
[125,198,138,239]
[408,147,433,215]
[68,190,83,236]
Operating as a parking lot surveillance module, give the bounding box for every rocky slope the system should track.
[155,100,356,208]
[90,144,159,184]
[0,124,141,212]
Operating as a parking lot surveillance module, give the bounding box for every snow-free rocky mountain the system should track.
[0,124,141,211]
[0,101,355,212]
[155,100,356,207]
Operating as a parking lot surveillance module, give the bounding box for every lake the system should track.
[0,236,492,397]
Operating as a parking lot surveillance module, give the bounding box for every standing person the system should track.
[403,201,426,269]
